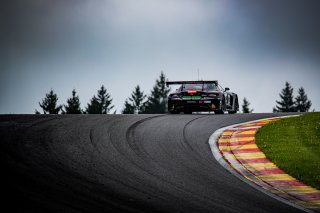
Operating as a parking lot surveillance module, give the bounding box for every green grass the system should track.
[256,112,320,190]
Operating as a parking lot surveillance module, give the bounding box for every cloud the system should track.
[107,0,212,29]
[1,0,319,113]
[233,0,320,61]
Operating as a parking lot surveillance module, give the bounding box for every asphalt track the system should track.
[1,113,304,213]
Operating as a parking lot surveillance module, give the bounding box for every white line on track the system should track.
[208,115,311,213]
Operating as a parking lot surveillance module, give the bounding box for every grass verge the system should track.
[256,112,320,190]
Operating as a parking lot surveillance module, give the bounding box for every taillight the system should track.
[187,90,197,94]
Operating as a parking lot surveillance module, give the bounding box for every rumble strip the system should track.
[209,117,320,213]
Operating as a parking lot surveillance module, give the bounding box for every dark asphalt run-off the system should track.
[1,113,304,212]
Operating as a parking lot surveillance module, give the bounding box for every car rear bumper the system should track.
[168,99,222,112]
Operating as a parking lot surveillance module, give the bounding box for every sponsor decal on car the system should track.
[182,96,202,100]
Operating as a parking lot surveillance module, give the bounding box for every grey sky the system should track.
[1,0,320,113]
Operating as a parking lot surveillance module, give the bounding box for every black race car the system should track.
[166,80,239,114]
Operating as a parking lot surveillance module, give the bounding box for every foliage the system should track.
[295,87,312,112]
[86,85,114,114]
[256,113,320,190]
[122,85,146,114]
[85,96,100,114]
[241,97,253,113]
[273,82,296,112]
[122,99,135,114]
[38,89,62,114]
[64,89,82,114]
[142,72,170,114]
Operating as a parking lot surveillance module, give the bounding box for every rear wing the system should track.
[166,80,218,86]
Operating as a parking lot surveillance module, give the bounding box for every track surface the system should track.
[1,113,304,213]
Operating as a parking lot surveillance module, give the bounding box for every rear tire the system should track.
[214,110,224,114]
[215,96,226,114]
[169,110,179,114]
[228,96,238,114]
[228,110,237,114]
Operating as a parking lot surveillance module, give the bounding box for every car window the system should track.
[218,84,224,91]
[181,84,203,91]
[204,83,218,91]
[180,83,219,91]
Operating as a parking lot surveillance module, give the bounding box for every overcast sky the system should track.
[1,0,320,113]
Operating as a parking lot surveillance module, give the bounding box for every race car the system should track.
[166,80,239,114]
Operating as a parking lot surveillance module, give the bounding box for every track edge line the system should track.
[208,115,312,213]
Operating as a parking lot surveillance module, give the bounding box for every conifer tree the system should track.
[86,85,114,114]
[242,97,253,113]
[295,87,312,112]
[122,85,146,114]
[64,89,82,114]
[38,89,62,114]
[273,82,296,112]
[122,99,135,114]
[143,72,170,114]
[86,96,100,114]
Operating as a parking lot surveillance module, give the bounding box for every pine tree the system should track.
[38,89,62,114]
[86,85,114,114]
[274,82,296,112]
[64,89,82,114]
[143,72,170,114]
[122,85,146,114]
[295,87,311,112]
[86,96,101,114]
[130,85,147,113]
[122,99,135,114]
[242,97,253,113]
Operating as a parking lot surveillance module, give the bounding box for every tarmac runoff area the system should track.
[209,116,320,213]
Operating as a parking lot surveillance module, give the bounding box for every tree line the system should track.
[36,72,170,114]
[242,81,312,113]
[36,74,312,114]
